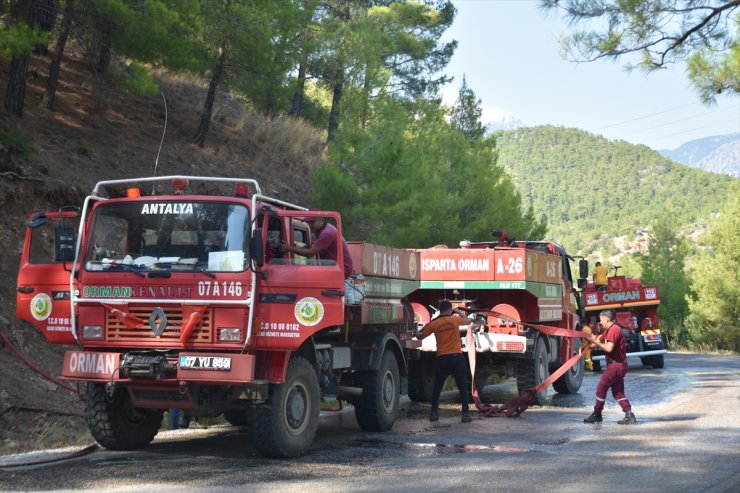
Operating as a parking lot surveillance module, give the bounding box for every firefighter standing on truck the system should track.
[416,301,473,423]
[583,309,637,424]
[593,261,608,291]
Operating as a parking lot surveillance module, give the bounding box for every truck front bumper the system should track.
[61,350,256,384]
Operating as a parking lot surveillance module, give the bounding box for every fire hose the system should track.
[0,326,82,396]
[464,308,597,418]
[0,328,97,468]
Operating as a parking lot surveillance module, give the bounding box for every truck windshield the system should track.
[84,201,250,273]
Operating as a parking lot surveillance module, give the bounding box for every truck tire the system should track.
[252,357,320,458]
[86,382,163,450]
[516,337,549,406]
[355,350,400,432]
[408,353,434,402]
[552,338,584,394]
[651,354,665,368]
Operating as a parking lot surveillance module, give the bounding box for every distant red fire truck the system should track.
[582,268,667,370]
[405,232,588,406]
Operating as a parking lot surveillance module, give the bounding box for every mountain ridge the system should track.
[659,133,740,177]
[495,125,735,257]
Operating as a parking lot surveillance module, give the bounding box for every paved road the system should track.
[1,352,738,492]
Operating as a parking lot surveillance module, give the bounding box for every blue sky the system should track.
[440,0,740,151]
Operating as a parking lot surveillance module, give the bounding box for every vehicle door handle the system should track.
[17,286,35,294]
[321,290,344,297]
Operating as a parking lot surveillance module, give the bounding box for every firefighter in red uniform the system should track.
[584,309,637,424]
[416,301,473,423]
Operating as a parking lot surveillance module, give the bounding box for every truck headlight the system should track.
[83,325,104,339]
[218,328,241,341]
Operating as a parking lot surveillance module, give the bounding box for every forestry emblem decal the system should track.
[30,293,52,321]
[294,297,324,327]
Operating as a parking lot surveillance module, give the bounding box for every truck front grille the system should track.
[107,307,213,343]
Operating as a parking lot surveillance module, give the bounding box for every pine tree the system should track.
[688,181,740,350]
[636,209,694,346]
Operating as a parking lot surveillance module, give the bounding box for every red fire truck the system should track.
[16,176,419,457]
[582,267,666,370]
[405,232,588,406]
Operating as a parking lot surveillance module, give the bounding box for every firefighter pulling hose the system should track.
[460,306,595,417]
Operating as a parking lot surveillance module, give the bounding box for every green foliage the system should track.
[687,35,740,103]
[79,0,205,71]
[0,21,49,58]
[540,0,740,103]
[687,181,740,350]
[450,76,485,142]
[495,126,734,254]
[636,209,694,338]
[111,62,159,96]
[0,130,31,159]
[313,95,545,248]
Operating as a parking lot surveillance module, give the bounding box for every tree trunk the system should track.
[4,55,29,117]
[290,55,308,118]
[33,0,58,55]
[95,44,111,73]
[327,67,343,143]
[43,0,73,110]
[4,0,41,117]
[193,42,226,147]
[326,1,349,143]
[290,1,315,118]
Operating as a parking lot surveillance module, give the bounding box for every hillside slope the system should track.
[495,126,736,255]
[0,52,324,454]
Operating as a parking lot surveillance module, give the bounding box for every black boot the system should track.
[583,411,602,423]
[618,411,637,424]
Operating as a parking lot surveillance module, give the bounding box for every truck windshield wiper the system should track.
[89,261,146,277]
[153,262,216,278]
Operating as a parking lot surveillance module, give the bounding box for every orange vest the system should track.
[419,315,468,356]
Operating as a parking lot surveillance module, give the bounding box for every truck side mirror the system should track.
[250,227,265,268]
[54,223,76,262]
[579,259,589,279]
[577,278,588,290]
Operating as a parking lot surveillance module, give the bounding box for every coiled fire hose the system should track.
[464,308,596,417]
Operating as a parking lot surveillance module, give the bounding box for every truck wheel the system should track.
[408,353,434,402]
[252,357,320,458]
[552,338,584,394]
[86,382,163,450]
[355,350,400,432]
[651,354,665,369]
[516,337,549,406]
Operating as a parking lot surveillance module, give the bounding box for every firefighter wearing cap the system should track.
[279,210,354,278]
[416,301,473,424]
[584,309,637,425]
